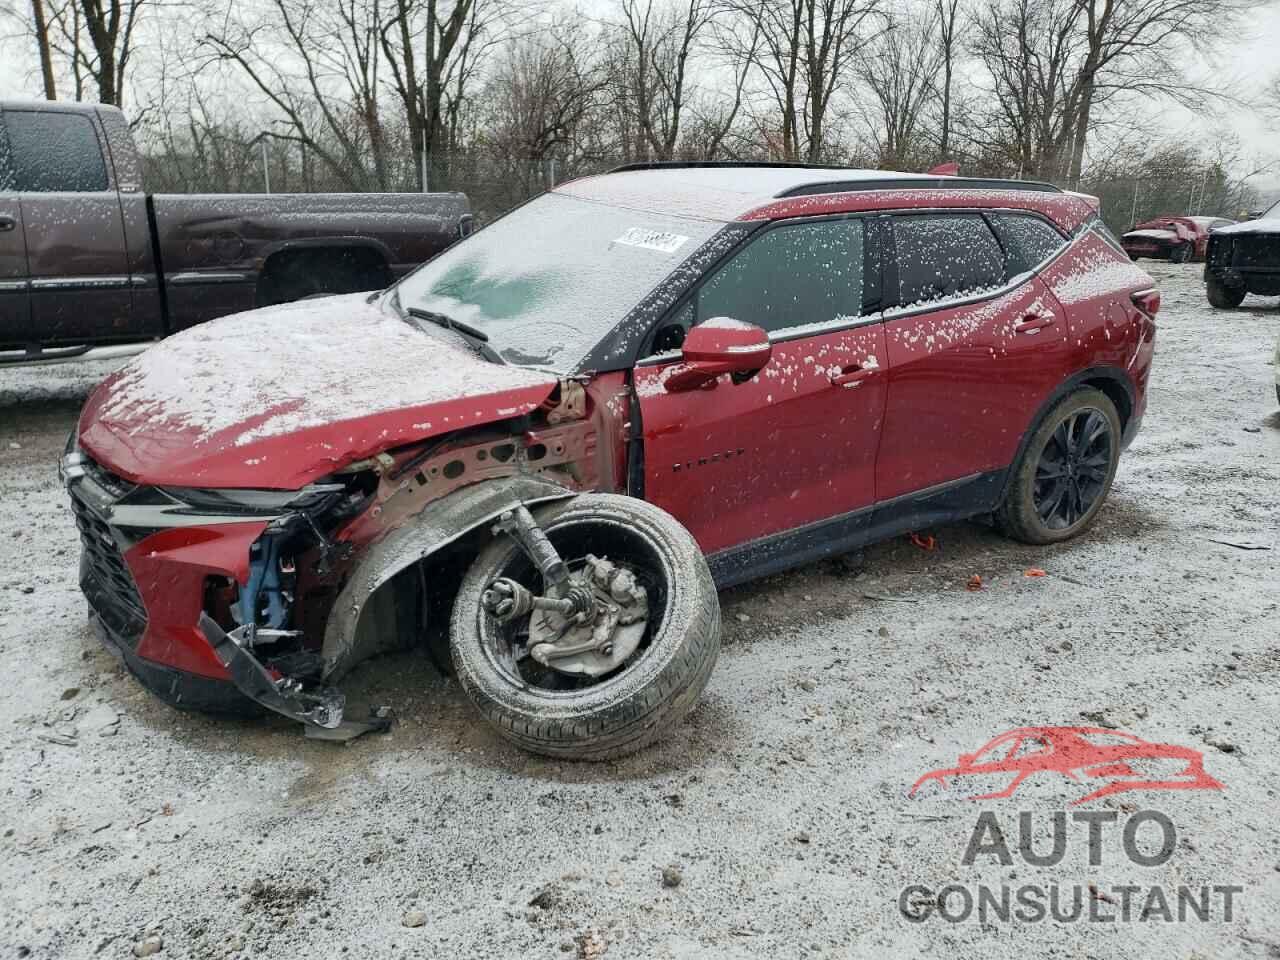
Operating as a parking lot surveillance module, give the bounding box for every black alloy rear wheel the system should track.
[997,389,1122,544]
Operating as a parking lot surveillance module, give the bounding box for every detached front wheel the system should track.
[450,494,720,760]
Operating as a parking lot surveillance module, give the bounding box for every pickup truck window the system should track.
[6,111,109,193]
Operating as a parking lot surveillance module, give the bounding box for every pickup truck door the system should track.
[0,124,29,351]
[1,106,142,346]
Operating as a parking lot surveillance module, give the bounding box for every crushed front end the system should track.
[61,437,375,722]
[61,372,629,734]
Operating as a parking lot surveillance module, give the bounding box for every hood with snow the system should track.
[1212,216,1280,237]
[78,294,558,489]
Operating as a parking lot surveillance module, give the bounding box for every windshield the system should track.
[392,191,724,371]
[1265,198,1280,219]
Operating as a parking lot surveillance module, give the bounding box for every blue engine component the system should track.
[235,534,289,629]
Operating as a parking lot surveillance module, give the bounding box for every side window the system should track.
[6,111,109,193]
[993,213,1066,271]
[892,214,1004,308]
[693,219,865,336]
[0,119,12,192]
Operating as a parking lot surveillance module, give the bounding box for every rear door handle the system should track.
[830,361,879,388]
[0,216,15,233]
[1013,313,1055,334]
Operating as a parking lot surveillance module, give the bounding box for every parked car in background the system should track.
[0,100,472,365]
[62,164,1158,758]
[1121,215,1234,263]
[1204,198,1280,308]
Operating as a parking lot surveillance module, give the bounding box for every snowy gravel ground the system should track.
[1,262,1278,959]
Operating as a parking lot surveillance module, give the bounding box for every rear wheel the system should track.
[1170,242,1193,264]
[450,494,720,760]
[1206,273,1247,309]
[997,389,1121,545]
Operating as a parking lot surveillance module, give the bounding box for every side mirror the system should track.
[663,317,771,392]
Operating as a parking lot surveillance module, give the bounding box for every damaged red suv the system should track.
[63,164,1158,758]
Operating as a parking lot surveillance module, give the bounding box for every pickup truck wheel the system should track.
[1169,242,1193,264]
[450,494,721,761]
[996,389,1121,545]
[1206,273,1247,309]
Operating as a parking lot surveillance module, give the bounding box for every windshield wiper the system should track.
[402,305,505,365]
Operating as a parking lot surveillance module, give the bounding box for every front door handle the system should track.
[1013,312,1055,334]
[0,216,15,233]
[830,361,879,388]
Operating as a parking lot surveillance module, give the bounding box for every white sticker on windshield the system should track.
[613,227,690,254]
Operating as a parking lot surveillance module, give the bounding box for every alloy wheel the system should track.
[1032,407,1114,530]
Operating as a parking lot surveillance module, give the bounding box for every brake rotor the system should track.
[526,555,648,677]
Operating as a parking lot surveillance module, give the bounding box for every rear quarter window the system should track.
[992,213,1066,271]
[5,111,109,193]
[891,213,1005,308]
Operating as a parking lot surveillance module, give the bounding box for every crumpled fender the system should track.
[321,475,577,679]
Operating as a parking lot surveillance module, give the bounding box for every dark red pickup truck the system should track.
[0,101,471,364]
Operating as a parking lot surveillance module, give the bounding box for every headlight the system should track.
[159,483,347,515]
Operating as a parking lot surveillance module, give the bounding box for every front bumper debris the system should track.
[199,613,346,729]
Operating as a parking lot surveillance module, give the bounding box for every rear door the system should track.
[0,114,30,351]
[5,107,137,345]
[635,216,887,570]
[876,211,1074,501]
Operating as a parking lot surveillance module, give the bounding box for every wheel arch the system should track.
[997,366,1134,505]
[320,476,577,681]
[255,238,395,304]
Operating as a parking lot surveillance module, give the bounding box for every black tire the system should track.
[1206,273,1247,309]
[996,389,1122,545]
[1170,242,1192,264]
[450,494,720,760]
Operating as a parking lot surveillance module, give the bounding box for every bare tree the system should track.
[1065,0,1251,185]
[858,9,942,169]
[78,0,148,105]
[31,0,59,98]
[933,0,962,160]
[202,0,395,189]
[483,27,604,161]
[612,0,716,161]
[722,0,884,162]
[969,0,1085,178]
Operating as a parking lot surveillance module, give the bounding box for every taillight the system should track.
[1131,288,1160,320]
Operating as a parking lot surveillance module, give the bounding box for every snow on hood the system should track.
[1212,217,1280,237]
[79,294,558,488]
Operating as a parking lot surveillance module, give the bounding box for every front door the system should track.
[635,217,887,575]
[3,107,136,346]
[0,121,29,351]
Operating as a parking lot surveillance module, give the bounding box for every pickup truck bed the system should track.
[0,101,471,363]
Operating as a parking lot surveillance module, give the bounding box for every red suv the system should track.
[63,164,1158,758]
